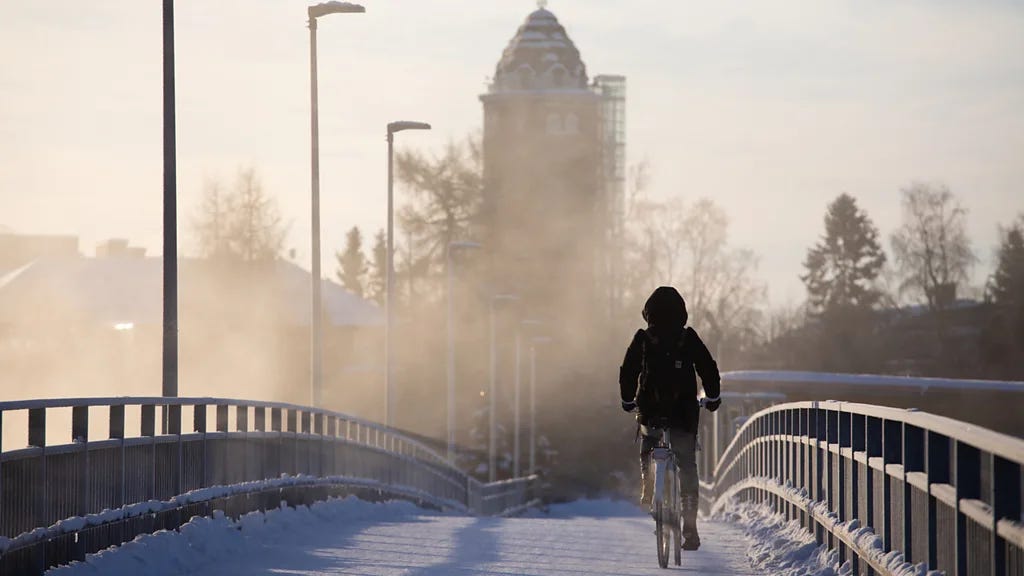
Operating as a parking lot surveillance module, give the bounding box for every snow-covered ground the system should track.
[47,496,874,576]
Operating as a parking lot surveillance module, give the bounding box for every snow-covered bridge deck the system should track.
[51,499,764,576]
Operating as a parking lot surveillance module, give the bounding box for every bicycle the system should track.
[637,398,711,569]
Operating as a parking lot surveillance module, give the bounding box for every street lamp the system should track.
[446,240,482,463]
[385,120,431,427]
[529,335,552,474]
[514,319,544,477]
[308,1,365,408]
[489,293,519,482]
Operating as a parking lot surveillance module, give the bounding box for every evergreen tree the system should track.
[366,229,387,306]
[801,193,887,371]
[336,227,367,297]
[988,217,1024,308]
[802,193,887,315]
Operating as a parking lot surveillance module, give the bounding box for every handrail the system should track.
[704,399,1024,576]
[723,370,1024,393]
[713,400,1024,479]
[0,396,453,466]
[0,396,540,574]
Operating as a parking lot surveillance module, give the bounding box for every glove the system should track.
[621,400,637,413]
[705,398,721,413]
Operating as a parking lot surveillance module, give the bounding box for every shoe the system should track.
[682,534,701,551]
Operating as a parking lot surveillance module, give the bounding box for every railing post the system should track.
[195,405,207,486]
[927,431,951,570]
[110,405,125,508]
[168,403,182,497]
[954,441,981,576]
[288,409,298,475]
[991,456,1021,576]
[903,425,924,563]
[28,408,46,531]
[141,404,155,501]
[72,406,89,517]
[216,405,228,433]
[882,418,902,552]
[866,416,883,538]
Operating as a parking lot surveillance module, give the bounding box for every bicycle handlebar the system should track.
[628,397,717,415]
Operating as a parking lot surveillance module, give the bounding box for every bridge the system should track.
[0,373,1022,575]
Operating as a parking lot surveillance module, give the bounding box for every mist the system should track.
[2,2,1023,497]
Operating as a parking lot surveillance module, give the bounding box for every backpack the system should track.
[635,329,689,416]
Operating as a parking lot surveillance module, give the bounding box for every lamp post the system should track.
[514,319,543,477]
[385,121,431,427]
[162,0,177,400]
[528,335,552,474]
[488,293,519,482]
[308,1,365,408]
[446,241,482,463]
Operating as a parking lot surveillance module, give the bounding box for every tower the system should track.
[481,4,625,336]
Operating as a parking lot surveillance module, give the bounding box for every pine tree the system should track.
[802,193,887,315]
[988,217,1024,308]
[336,227,367,297]
[366,229,387,306]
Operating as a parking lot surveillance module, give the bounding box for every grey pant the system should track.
[640,428,699,499]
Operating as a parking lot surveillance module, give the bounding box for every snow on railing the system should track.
[0,396,539,575]
[703,400,1024,576]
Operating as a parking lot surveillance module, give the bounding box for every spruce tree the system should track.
[988,217,1024,308]
[366,229,387,306]
[802,193,887,315]
[336,227,367,297]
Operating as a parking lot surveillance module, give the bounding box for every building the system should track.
[0,234,383,414]
[480,4,625,339]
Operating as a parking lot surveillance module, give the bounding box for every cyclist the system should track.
[619,286,721,551]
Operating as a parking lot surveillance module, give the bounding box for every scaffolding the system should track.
[593,74,626,324]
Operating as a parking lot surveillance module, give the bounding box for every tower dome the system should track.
[491,4,588,92]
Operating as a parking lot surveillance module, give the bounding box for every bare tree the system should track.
[191,167,286,263]
[890,182,975,312]
[395,135,483,291]
[192,178,233,259]
[623,192,765,361]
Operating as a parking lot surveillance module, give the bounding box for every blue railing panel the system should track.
[702,400,1024,576]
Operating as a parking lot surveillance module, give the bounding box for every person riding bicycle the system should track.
[619,286,721,551]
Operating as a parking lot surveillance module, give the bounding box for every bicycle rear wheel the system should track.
[672,469,682,566]
[655,500,670,568]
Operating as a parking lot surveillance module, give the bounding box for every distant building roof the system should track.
[0,256,381,328]
[491,6,588,93]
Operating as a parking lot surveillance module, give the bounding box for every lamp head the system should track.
[308,2,365,19]
[387,121,432,134]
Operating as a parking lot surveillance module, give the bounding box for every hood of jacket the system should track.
[642,286,688,337]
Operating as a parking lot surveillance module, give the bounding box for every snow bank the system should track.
[716,495,940,576]
[5,473,467,558]
[46,496,433,576]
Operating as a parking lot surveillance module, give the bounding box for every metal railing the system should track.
[702,400,1024,576]
[0,396,538,573]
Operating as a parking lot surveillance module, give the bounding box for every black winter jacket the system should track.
[618,287,721,432]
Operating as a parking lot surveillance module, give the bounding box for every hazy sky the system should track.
[2,0,1022,305]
